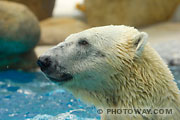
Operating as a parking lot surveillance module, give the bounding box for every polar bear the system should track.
[37,25,180,120]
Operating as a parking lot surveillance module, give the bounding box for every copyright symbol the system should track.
[97,109,103,114]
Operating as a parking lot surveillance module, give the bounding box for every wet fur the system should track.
[65,27,180,120]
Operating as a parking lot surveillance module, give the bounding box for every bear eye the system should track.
[78,40,89,46]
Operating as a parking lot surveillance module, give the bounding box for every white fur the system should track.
[41,25,180,120]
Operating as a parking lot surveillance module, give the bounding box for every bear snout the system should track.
[37,56,52,72]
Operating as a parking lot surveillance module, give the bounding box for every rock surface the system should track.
[39,18,89,45]
[141,22,180,66]
[0,1,40,54]
[35,45,54,57]
[152,41,180,66]
[171,4,180,22]
[3,0,55,20]
[0,1,40,70]
[0,50,38,71]
[84,0,180,27]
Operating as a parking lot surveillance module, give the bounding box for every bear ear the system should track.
[132,32,148,56]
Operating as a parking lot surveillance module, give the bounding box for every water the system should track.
[0,67,180,120]
[0,70,100,120]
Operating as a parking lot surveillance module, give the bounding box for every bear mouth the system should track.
[47,73,73,82]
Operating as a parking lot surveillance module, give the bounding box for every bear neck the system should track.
[68,45,180,110]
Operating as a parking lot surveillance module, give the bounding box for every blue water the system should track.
[0,70,100,120]
[0,67,180,120]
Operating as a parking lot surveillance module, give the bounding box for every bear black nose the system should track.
[37,56,52,70]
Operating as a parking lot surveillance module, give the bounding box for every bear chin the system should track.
[47,73,73,83]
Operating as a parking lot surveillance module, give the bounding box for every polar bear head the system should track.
[37,25,149,105]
